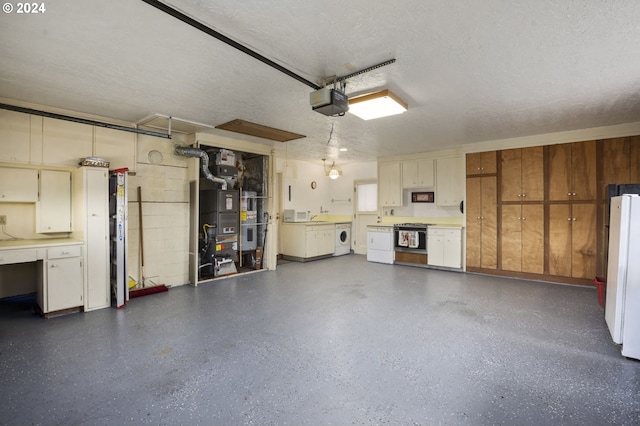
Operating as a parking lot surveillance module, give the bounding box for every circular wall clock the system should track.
[311,181,317,189]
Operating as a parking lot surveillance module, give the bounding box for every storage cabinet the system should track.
[37,170,72,233]
[500,147,544,202]
[0,168,38,202]
[466,176,497,269]
[94,126,136,171]
[548,141,597,201]
[378,162,402,206]
[73,167,110,311]
[436,156,464,206]
[601,136,640,187]
[466,151,497,175]
[281,223,335,260]
[548,203,597,279]
[402,158,434,188]
[428,227,462,269]
[42,118,93,167]
[38,245,84,313]
[305,225,335,258]
[0,109,31,163]
[501,204,544,273]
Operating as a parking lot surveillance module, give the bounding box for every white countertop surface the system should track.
[0,238,83,250]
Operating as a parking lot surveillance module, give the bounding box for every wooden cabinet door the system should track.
[571,141,596,201]
[549,203,596,278]
[466,177,482,268]
[480,176,497,269]
[601,136,640,189]
[629,136,640,183]
[500,149,522,202]
[549,144,572,201]
[466,176,497,269]
[521,147,544,201]
[549,204,572,277]
[571,203,597,279]
[549,141,596,201]
[521,204,544,274]
[466,152,496,175]
[501,204,522,271]
[500,204,543,273]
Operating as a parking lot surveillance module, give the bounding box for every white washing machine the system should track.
[334,223,351,256]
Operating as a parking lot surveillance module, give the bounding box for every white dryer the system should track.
[334,222,351,256]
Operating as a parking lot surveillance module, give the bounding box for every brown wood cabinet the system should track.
[548,141,597,201]
[500,147,544,202]
[601,136,640,187]
[548,203,597,279]
[466,176,497,269]
[466,151,497,176]
[501,204,544,274]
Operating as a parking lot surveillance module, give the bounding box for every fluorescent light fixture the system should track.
[348,89,407,120]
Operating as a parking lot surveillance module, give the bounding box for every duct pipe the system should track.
[175,146,227,190]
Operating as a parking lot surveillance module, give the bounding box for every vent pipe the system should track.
[175,146,227,190]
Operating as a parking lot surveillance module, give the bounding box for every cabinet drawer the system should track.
[47,245,82,259]
[0,249,38,265]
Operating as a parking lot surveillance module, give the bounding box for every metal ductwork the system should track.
[174,146,227,190]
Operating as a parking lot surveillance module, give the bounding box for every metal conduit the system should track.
[0,102,171,139]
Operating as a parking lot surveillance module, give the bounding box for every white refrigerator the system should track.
[605,194,640,360]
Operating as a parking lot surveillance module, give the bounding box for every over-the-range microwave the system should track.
[283,209,311,222]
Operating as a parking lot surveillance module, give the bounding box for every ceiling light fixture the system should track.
[323,159,342,180]
[348,89,408,120]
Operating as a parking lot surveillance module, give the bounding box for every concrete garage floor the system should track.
[1,255,639,425]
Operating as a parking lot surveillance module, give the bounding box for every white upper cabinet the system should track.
[0,110,31,163]
[0,168,38,202]
[94,127,135,171]
[42,118,93,166]
[403,159,435,188]
[436,156,464,207]
[37,170,72,233]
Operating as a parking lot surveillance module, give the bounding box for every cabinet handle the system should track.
[517,194,522,197]
[567,218,572,221]
[61,251,69,255]
[522,193,526,197]
[572,192,576,196]
[567,192,572,196]
[91,213,98,217]
[573,217,577,221]
[522,217,526,220]
[0,194,5,198]
[50,264,57,268]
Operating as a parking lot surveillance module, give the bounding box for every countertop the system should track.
[0,238,83,251]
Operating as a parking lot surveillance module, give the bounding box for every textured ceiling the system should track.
[1,0,639,163]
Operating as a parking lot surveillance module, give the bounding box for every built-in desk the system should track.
[0,238,84,316]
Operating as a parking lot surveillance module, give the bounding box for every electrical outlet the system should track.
[0,215,6,225]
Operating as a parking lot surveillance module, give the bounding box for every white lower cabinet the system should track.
[38,245,84,313]
[428,227,462,269]
[281,223,335,260]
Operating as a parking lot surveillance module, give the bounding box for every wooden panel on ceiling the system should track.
[215,119,306,142]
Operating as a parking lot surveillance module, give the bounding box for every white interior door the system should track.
[354,180,378,254]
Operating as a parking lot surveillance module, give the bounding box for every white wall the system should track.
[280,159,377,217]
